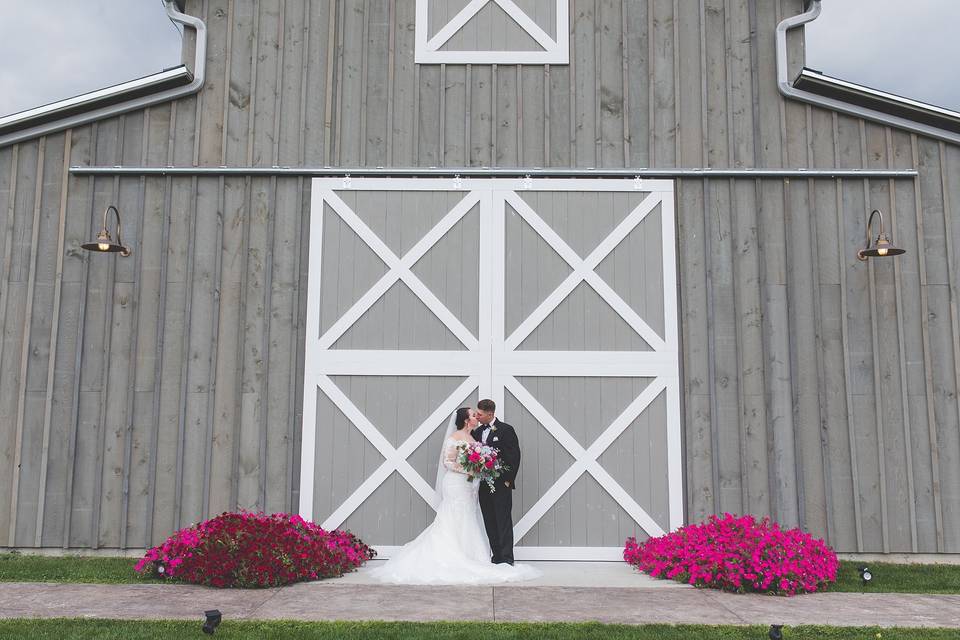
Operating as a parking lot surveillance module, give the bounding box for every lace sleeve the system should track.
[443,440,465,473]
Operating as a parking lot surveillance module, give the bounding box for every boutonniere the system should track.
[489,425,497,432]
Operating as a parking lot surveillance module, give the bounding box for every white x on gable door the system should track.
[300,178,682,561]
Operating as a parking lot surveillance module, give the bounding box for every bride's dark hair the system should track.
[454,407,472,430]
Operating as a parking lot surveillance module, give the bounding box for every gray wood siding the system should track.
[1,0,959,553]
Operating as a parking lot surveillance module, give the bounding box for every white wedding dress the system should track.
[369,436,541,585]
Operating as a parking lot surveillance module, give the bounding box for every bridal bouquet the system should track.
[456,441,508,492]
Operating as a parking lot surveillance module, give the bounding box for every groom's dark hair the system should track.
[477,399,496,412]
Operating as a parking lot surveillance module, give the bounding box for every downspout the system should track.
[0,0,206,147]
[776,0,960,145]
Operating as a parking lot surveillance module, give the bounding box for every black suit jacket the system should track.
[471,419,520,490]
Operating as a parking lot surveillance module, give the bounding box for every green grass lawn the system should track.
[0,620,955,640]
[0,553,147,584]
[827,561,960,594]
[2,552,959,594]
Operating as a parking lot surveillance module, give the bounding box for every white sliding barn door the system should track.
[300,178,681,560]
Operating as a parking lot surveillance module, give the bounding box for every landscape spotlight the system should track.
[768,624,784,640]
[860,566,873,584]
[202,609,222,634]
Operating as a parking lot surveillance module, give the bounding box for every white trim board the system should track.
[300,177,682,561]
[415,0,569,64]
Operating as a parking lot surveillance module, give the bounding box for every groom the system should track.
[471,399,520,565]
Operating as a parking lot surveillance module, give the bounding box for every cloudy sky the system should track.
[0,1,181,117]
[1,1,958,117]
[805,0,960,110]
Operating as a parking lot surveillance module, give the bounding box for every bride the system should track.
[369,407,541,585]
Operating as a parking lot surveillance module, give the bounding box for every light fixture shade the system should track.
[858,233,905,260]
[81,206,132,257]
[81,239,132,255]
[857,210,905,261]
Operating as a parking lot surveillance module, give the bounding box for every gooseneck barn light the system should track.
[81,205,131,257]
[857,209,904,261]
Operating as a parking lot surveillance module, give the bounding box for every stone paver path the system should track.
[1,561,958,628]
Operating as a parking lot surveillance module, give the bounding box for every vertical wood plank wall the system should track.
[0,0,958,552]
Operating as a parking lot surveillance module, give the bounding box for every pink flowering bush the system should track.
[135,511,375,588]
[624,513,838,596]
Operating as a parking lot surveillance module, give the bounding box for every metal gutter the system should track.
[68,166,919,179]
[0,0,206,148]
[777,0,960,145]
[0,67,193,133]
[794,68,960,135]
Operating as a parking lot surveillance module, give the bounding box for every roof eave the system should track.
[0,66,193,136]
[794,68,960,136]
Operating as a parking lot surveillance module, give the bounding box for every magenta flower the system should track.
[133,510,376,588]
[623,513,838,597]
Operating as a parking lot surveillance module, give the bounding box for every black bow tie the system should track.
[481,424,490,429]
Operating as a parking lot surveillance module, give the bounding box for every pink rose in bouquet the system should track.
[456,441,509,492]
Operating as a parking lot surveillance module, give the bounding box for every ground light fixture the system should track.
[80,204,132,257]
[857,209,904,261]
[202,609,222,634]
[861,566,873,584]
[768,624,784,640]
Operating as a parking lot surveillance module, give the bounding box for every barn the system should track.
[1,0,958,561]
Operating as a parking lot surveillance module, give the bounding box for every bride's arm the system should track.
[442,441,467,473]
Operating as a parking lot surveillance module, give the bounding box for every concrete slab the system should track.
[330,560,687,589]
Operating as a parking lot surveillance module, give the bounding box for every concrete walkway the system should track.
[2,562,959,628]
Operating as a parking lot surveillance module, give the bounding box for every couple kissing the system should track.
[369,399,540,585]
